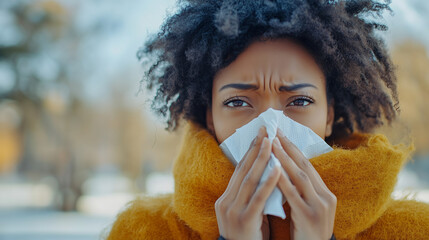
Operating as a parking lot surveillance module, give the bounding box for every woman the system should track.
[106,0,429,239]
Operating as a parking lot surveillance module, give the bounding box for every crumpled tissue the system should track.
[219,108,333,219]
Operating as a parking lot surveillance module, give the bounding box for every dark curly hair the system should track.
[138,0,398,141]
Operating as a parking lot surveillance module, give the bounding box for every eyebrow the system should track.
[279,83,317,91]
[218,83,317,92]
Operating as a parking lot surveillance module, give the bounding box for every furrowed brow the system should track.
[219,83,258,92]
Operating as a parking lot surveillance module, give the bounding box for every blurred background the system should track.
[0,0,428,239]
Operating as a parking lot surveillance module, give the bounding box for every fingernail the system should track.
[273,137,280,147]
[277,128,284,137]
[278,129,290,143]
[261,137,269,147]
[270,166,279,176]
[251,136,257,146]
[258,126,265,137]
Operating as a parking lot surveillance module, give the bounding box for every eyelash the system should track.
[287,96,314,107]
[223,96,251,108]
[223,96,315,108]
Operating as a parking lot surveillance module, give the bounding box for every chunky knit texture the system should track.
[106,122,429,240]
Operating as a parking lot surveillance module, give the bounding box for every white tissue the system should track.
[219,108,333,219]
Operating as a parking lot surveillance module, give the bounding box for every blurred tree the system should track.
[391,41,429,155]
[0,0,93,211]
[0,101,21,173]
[0,0,183,211]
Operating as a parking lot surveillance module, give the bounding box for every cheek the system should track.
[212,109,239,143]
[212,107,257,143]
[288,108,328,139]
[212,118,236,143]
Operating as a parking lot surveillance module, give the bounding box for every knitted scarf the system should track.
[107,122,429,240]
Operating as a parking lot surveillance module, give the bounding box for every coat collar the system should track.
[172,122,413,239]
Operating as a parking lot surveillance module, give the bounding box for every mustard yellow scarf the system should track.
[107,122,429,240]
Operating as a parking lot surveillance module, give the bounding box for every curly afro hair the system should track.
[138,0,398,141]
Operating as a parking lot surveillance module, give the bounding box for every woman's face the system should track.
[206,39,334,143]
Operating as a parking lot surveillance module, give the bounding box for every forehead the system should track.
[213,39,325,87]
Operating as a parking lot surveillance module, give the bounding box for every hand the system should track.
[272,129,337,240]
[215,126,281,240]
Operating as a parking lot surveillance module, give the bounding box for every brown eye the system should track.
[225,99,249,107]
[288,97,313,107]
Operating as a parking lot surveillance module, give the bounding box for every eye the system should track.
[224,98,250,108]
[287,97,313,107]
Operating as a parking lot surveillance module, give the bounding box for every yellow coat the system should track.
[106,122,429,240]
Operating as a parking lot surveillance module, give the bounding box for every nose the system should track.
[257,101,285,116]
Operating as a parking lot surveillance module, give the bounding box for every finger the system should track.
[245,166,281,218]
[272,137,319,203]
[222,126,267,201]
[277,169,311,217]
[276,129,329,193]
[235,137,272,205]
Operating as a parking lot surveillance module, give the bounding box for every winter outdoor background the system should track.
[0,0,428,239]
